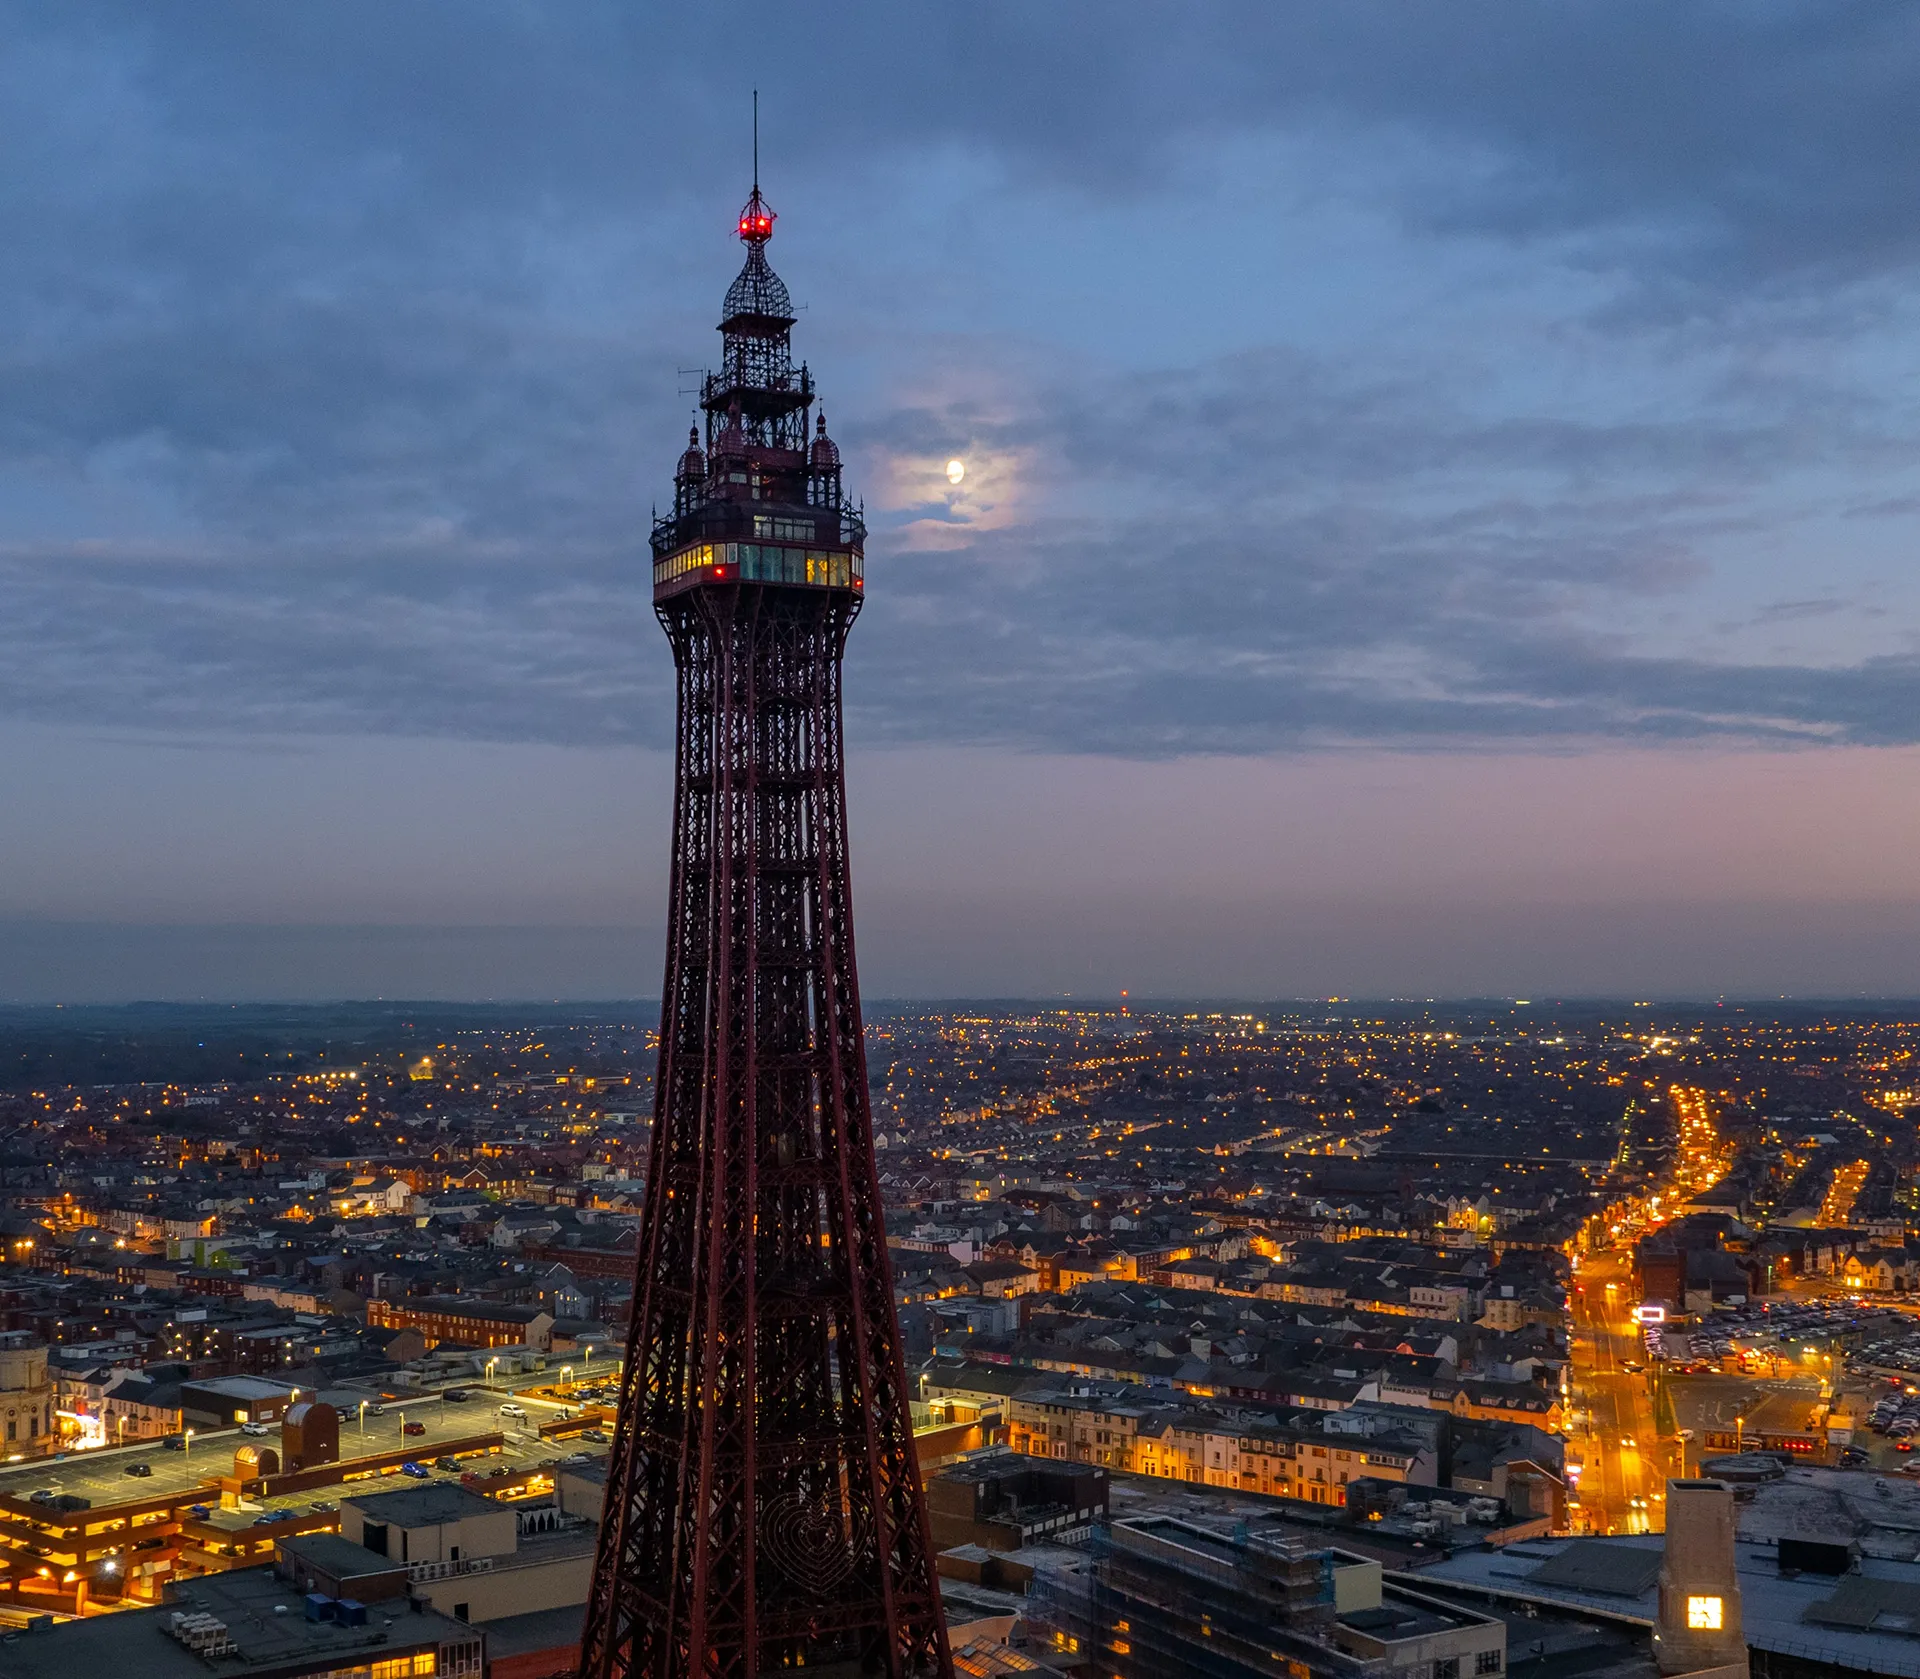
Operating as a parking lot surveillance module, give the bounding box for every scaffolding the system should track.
[1028,1520,1392,1679]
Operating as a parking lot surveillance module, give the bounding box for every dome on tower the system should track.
[712,396,747,459]
[810,411,840,469]
[723,242,793,325]
[676,425,705,482]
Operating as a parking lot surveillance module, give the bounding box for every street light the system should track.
[486,1357,499,1392]
[561,1365,573,1393]
[359,1400,368,1437]
[183,1428,194,1460]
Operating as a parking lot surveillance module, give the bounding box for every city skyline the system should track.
[5,5,1920,999]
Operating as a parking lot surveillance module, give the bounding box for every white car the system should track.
[498,1403,528,1419]
[240,1422,272,1437]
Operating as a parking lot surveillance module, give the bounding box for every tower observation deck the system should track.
[650,183,865,600]
[579,177,951,1679]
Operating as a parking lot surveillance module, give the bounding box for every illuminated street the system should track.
[1569,1251,1680,1534]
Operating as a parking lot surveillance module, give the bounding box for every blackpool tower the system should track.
[578,172,952,1679]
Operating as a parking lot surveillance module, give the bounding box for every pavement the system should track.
[1665,1373,1824,1453]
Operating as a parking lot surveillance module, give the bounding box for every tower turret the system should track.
[649,181,863,597]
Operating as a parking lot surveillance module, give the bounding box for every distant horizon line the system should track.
[3,995,1919,1011]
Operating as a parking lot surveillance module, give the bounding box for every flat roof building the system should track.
[0,1557,482,1679]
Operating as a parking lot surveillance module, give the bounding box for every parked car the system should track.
[1839,1448,1871,1467]
[443,1389,471,1403]
[309,1500,336,1513]
[123,1462,153,1478]
[240,1422,272,1437]
[400,1462,430,1480]
[498,1403,528,1420]
[434,1458,462,1473]
[251,1512,281,1526]
[402,1421,427,1437]
[581,1428,608,1443]
[161,1434,187,1451]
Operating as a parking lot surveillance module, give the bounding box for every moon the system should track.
[945,458,965,485]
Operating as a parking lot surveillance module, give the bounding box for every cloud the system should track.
[844,339,1920,753]
[0,4,1918,759]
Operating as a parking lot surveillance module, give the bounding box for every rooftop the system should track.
[0,1563,473,1679]
[1409,1533,1920,1679]
[277,1530,408,1583]
[342,1481,501,1527]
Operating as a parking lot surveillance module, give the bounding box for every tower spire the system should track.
[738,93,773,245]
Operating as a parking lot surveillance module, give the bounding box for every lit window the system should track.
[1686,1596,1723,1630]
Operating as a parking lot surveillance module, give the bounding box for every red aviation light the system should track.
[737,187,776,243]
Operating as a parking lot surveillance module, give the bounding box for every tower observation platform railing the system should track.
[651,538,864,598]
[651,499,865,555]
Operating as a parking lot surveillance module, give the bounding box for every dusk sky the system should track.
[5,3,1920,1001]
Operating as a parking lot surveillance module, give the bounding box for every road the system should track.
[1568,1251,1681,1534]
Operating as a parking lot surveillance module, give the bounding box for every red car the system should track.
[403,1421,426,1437]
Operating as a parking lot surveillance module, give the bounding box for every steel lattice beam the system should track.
[581,181,950,1679]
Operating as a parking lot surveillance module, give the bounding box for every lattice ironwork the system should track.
[579,178,950,1679]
